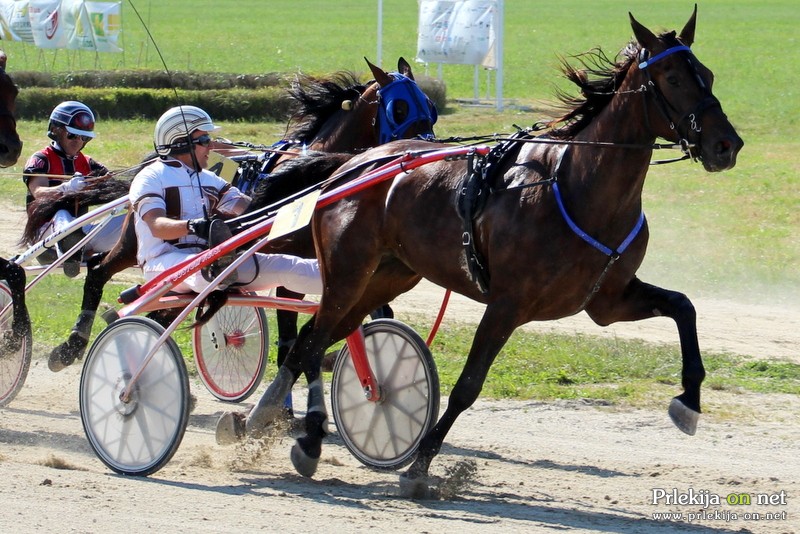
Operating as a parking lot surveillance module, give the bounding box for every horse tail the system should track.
[19,179,132,246]
[190,290,229,328]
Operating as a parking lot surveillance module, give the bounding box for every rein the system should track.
[438,129,693,166]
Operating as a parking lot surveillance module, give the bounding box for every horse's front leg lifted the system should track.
[665,292,704,436]
[589,278,705,435]
[48,253,120,372]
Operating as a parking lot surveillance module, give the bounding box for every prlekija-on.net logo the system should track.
[650,487,789,523]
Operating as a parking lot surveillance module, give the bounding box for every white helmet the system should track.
[154,105,220,156]
[49,101,96,138]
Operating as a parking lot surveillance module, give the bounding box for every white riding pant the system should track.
[38,209,126,255]
[142,248,322,295]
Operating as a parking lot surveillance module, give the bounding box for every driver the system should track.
[129,105,322,296]
[22,101,124,277]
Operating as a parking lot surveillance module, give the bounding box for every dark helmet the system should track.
[49,101,96,139]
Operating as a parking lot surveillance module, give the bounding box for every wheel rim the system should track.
[80,318,187,475]
[193,305,267,402]
[0,282,29,407]
[333,320,439,469]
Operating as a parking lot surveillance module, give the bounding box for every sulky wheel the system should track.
[192,303,268,402]
[331,319,439,470]
[0,281,32,407]
[79,316,190,476]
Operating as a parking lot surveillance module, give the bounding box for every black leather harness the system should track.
[456,132,528,294]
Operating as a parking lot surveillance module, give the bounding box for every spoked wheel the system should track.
[79,316,190,476]
[0,281,32,407]
[192,302,268,402]
[331,319,439,470]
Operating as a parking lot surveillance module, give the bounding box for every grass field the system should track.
[0,1,797,403]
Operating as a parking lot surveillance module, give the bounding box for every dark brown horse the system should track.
[0,49,28,362]
[0,50,22,167]
[234,8,743,496]
[43,58,437,372]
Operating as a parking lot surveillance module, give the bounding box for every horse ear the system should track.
[365,56,393,86]
[629,12,658,51]
[0,50,6,70]
[397,57,415,81]
[679,4,697,47]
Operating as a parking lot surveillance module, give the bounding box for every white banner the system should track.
[0,0,120,51]
[416,0,497,67]
[80,1,121,52]
[28,0,68,49]
[0,0,35,42]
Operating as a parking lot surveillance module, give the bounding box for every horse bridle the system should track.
[375,74,438,144]
[637,44,722,161]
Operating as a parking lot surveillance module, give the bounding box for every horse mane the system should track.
[548,31,685,139]
[247,151,355,213]
[547,44,638,138]
[285,72,367,142]
[19,178,132,246]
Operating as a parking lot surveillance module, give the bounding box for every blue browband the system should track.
[638,45,692,69]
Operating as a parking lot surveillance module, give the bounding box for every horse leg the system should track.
[49,214,137,372]
[216,315,316,445]
[401,305,515,498]
[0,258,30,353]
[275,286,302,415]
[587,277,705,435]
[289,311,367,478]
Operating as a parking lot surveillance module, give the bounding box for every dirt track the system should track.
[0,199,798,533]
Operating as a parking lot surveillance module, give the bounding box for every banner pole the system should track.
[495,0,504,111]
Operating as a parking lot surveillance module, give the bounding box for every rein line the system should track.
[435,131,692,166]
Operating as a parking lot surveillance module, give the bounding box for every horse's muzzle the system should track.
[700,132,743,172]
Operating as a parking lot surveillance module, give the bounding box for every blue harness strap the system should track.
[553,182,645,258]
[551,147,646,258]
[638,45,692,69]
[233,140,296,196]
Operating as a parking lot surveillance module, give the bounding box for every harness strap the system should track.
[553,182,645,257]
[458,150,491,294]
[550,146,646,311]
[456,132,529,294]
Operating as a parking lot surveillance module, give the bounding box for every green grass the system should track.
[413,317,800,404]
[0,1,796,407]
[3,1,798,136]
[19,276,800,408]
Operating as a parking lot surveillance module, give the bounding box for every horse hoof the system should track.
[290,441,319,478]
[0,331,22,355]
[215,411,246,445]
[668,397,699,436]
[48,346,77,373]
[399,472,440,500]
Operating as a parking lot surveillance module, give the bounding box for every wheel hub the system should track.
[224,329,246,349]
[113,373,138,416]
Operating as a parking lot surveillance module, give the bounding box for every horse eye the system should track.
[666,75,680,87]
[393,100,409,123]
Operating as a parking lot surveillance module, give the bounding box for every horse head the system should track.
[364,57,438,144]
[629,6,743,171]
[0,51,22,167]
[290,57,436,152]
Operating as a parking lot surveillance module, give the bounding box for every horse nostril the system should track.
[716,138,732,155]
